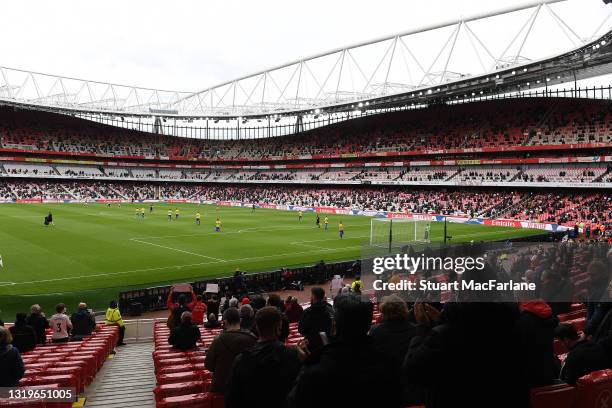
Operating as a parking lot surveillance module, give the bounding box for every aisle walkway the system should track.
[84,342,155,408]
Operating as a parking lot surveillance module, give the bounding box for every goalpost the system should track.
[370,218,431,250]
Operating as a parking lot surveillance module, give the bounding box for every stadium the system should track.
[0,0,611,407]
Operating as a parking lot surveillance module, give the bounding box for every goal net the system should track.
[370,218,431,248]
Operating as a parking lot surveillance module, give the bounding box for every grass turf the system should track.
[0,202,545,320]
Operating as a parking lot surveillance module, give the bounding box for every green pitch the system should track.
[0,203,544,319]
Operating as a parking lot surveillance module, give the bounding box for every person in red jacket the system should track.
[191,295,208,325]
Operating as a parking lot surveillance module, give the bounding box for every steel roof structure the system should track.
[1,0,612,120]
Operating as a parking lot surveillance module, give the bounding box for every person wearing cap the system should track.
[105,300,126,346]
[71,302,96,340]
[168,311,201,350]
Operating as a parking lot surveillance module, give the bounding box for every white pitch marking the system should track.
[130,238,226,262]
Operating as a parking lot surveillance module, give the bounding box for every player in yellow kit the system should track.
[298,210,303,221]
[175,208,180,220]
[167,209,173,220]
[215,218,222,232]
[195,212,201,225]
[339,221,344,239]
[324,216,329,231]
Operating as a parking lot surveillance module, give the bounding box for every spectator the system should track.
[298,287,333,352]
[26,304,49,345]
[205,308,257,393]
[370,295,416,403]
[250,295,266,312]
[227,306,301,408]
[105,300,126,347]
[584,260,612,338]
[191,295,207,325]
[169,293,194,330]
[403,302,525,408]
[517,299,559,388]
[0,326,25,387]
[205,294,220,317]
[266,294,290,342]
[9,313,37,353]
[49,303,72,343]
[285,297,304,323]
[168,311,201,350]
[239,304,255,331]
[204,313,221,329]
[71,302,96,340]
[289,294,401,407]
[555,323,612,385]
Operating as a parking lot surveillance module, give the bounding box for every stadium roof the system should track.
[1,0,611,119]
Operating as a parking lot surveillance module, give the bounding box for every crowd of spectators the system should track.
[1,98,611,161]
[152,240,612,407]
[0,180,610,227]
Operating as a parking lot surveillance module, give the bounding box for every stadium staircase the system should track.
[594,167,612,182]
[84,342,156,408]
[444,168,464,181]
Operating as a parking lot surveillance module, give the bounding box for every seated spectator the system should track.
[227,306,301,408]
[26,304,49,345]
[0,326,24,387]
[168,311,201,350]
[204,313,221,329]
[105,300,126,347]
[9,313,37,353]
[402,302,525,408]
[71,302,96,340]
[517,299,559,388]
[298,287,333,352]
[49,303,72,343]
[169,293,194,330]
[205,294,220,317]
[289,294,401,407]
[555,323,612,385]
[285,297,304,323]
[191,295,207,325]
[205,308,257,393]
[239,304,255,331]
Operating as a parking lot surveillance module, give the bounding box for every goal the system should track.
[370,218,431,249]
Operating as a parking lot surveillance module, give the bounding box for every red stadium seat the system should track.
[157,392,212,408]
[530,383,577,408]
[153,380,211,401]
[576,369,612,408]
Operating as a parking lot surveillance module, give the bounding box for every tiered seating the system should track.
[1,99,611,162]
[152,322,220,408]
[4,163,55,176]
[0,325,118,408]
[56,166,103,178]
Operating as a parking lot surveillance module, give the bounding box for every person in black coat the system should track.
[168,312,201,350]
[288,294,402,408]
[298,287,333,352]
[9,313,37,353]
[71,303,96,340]
[517,300,560,388]
[403,302,527,408]
[227,306,301,408]
[370,294,417,405]
[0,326,25,387]
[555,323,612,385]
[25,304,49,345]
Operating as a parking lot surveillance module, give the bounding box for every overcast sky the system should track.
[1,0,610,92]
